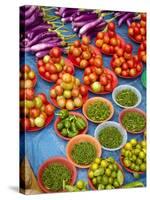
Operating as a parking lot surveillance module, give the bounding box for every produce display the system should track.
[88,157,124,190]
[111,44,143,78]
[54,110,88,139]
[20,6,146,194]
[37,47,74,82]
[50,73,88,110]
[120,139,146,173]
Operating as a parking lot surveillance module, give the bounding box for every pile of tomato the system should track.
[138,40,146,63]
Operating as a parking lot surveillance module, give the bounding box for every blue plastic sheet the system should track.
[20,15,146,188]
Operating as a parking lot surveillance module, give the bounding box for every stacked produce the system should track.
[111,44,143,78]
[88,157,124,190]
[138,40,146,63]
[68,35,103,69]
[20,6,65,57]
[128,13,146,43]
[63,180,88,192]
[121,139,146,173]
[37,47,74,82]
[95,22,125,55]
[50,73,88,110]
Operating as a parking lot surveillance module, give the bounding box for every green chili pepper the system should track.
[57,122,64,131]
[75,117,86,130]
[122,181,144,188]
[61,128,68,136]
[67,129,78,138]
[57,110,69,119]
[71,121,78,133]
[64,120,71,128]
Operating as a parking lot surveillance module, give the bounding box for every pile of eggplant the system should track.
[20,6,65,58]
[55,8,107,38]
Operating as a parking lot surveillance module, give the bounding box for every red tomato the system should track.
[83,76,91,85]
[82,35,90,45]
[89,73,98,83]
[45,104,54,116]
[74,40,81,47]
[94,67,103,75]
[125,44,133,53]
[106,74,112,81]
[49,64,57,73]
[79,85,88,96]
[121,70,128,77]
[50,47,61,58]
[127,60,134,69]
[136,64,142,72]
[55,85,63,96]
[94,57,103,67]
[72,48,81,57]
[56,78,62,85]
[100,75,108,86]
[29,108,40,118]
[85,67,92,75]
[129,68,137,77]
[89,57,94,65]
[104,83,112,92]
[66,66,73,74]
[75,57,81,65]
[108,30,115,38]
[37,93,47,104]
[25,88,35,100]
[39,66,45,75]
[109,46,115,54]
[21,118,31,130]
[45,71,51,80]
[50,74,58,82]
[134,27,140,35]
[96,32,104,39]
[128,27,134,36]
[135,35,143,42]
[82,51,91,60]
[108,22,116,31]
[37,59,44,67]
[80,59,88,69]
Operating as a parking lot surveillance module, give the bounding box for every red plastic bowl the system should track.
[50,85,88,110]
[54,112,88,140]
[119,108,146,134]
[88,162,125,190]
[37,58,75,83]
[86,68,118,94]
[120,155,145,175]
[37,156,77,193]
[68,45,102,68]
[110,59,143,79]
[98,34,125,56]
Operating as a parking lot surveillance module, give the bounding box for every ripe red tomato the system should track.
[108,22,116,31]
[106,74,112,81]
[121,70,128,77]
[37,93,47,104]
[100,75,108,86]
[103,35,110,44]
[29,108,40,118]
[104,83,112,92]
[56,78,62,85]
[89,57,94,65]
[79,85,88,96]
[39,66,45,75]
[128,27,134,36]
[82,35,90,45]
[122,63,129,70]
[136,64,142,72]
[108,31,115,38]
[94,67,103,75]
[85,67,92,75]
[72,48,81,57]
[82,51,91,60]
[25,88,35,100]
[21,118,31,130]
[66,66,73,74]
[129,68,137,77]
[134,27,140,35]
[55,85,63,96]
[97,32,104,39]
[89,73,98,83]
[50,47,61,58]
[45,71,51,80]
[83,76,91,85]
[127,60,134,69]
[74,40,81,47]
[125,44,133,53]
[50,74,58,82]
[94,57,103,67]
[135,35,143,42]
[37,59,44,67]
[75,57,81,65]
[80,59,88,69]
[49,64,57,73]
[45,104,54,116]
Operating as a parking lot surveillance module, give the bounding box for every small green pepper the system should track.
[122,181,144,188]
[57,122,64,131]
[67,129,78,138]
[71,121,78,133]
[57,110,69,119]
[61,128,68,136]
[64,120,71,128]
[75,117,86,130]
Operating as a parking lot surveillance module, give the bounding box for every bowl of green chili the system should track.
[82,97,114,123]
[119,108,146,134]
[66,135,102,168]
[112,85,142,109]
[94,121,127,151]
[38,157,77,192]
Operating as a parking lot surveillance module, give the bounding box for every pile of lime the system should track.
[88,157,124,190]
[121,139,146,172]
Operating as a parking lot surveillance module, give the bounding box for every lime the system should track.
[108,164,114,171]
[92,178,97,185]
[140,163,146,171]
[134,165,140,172]
[91,163,98,171]
[76,180,85,189]
[101,160,108,168]
[125,150,132,157]
[130,139,137,146]
[96,176,102,184]
[130,163,136,170]
[107,157,115,163]
[121,149,126,156]
[108,177,113,184]
[102,176,109,185]
[134,148,140,155]
[139,151,146,160]
[98,184,105,190]
[125,143,132,150]
[136,144,141,150]
[111,171,117,178]
[113,179,120,188]
[94,157,101,165]
[95,167,105,176]
[88,170,94,179]
[141,141,146,148]
[136,158,142,165]
[106,184,114,189]
[124,159,131,167]
[105,168,111,177]
[113,163,118,171]
[132,155,137,161]
[117,170,124,186]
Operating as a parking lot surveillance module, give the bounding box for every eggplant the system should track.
[61,16,72,23]
[73,13,97,22]
[35,50,50,58]
[79,17,104,35]
[38,37,61,44]
[20,6,38,20]
[58,7,68,16]
[73,18,98,28]
[118,12,135,26]
[62,8,78,18]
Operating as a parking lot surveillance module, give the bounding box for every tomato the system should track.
[103,35,110,44]
[81,44,89,51]
[56,78,62,85]
[140,27,146,35]
[110,37,118,46]
[96,32,104,39]
[50,74,58,82]
[94,67,103,75]
[134,27,140,35]
[71,88,80,97]
[136,64,142,72]
[29,108,40,118]
[69,46,74,54]
[129,68,137,77]
[124,52,132,60]
[104,83,112,92]
[39,66,45,75]
[83,76,91,85]
[95,39,103,48]
[25,88,35,100]
[128,27,134,36]
[89,57,94,65]
[89,73,97,83]
[82,35,90,45]
[75,57,81,65]
[114,67,122,75]
[108,30,115,38]
[114,58,121,67]
[62,73,72,83]
[45,71,51,80]
[80,59,88,69]
[49,64,57,73]
[82,51,91,60]
[72,48,81,57]
[106,74,112,80]
[66,66,73,74]
[94,57,103,67]
[50,47,61,58]
[85,67,92,75]
[43,55,50,64]
[121,70,128,77]
[119,57,125,64]
[109,46,115,54]
[127,60,134,69]
[79,85,88,96]
[21,118,31,130]
[122,63,128,70]
[100,75,108,86]
[50,88,57,98]
[125,44,133,53]
[141,13,146,21]
[108,22,115,31]
[102,44,110,54]
[37,60,44,67]
[135,35,143,42]
[37,93,47,104]
[45,104,54,115]
[22,64,30,73]
[55,85,63,96]
[74,40,81,47]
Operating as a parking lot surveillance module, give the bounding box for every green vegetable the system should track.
[71,142,96,165]
[67,129,78,138]
[64,120,71,128]
[57,110,69,119]
[117,170,124,185]
[133,172,140,179]
[62,128,68,136]
[116,89,138,107]
[98,127,123,149]
[75,117,86,130]
[57,122,64,131]
[63,180,88,192]
[122,181,144,188]
[122,112,146,132]
[42,163,71,192]
[87,100,110,121]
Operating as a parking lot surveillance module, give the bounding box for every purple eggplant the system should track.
[57,7,68,16]
[36,50,50,58]
[73,18,98,28]
[62,8,78,18]
[20,6,38,19]
[38,37,61,44]
[118,12,135,26]
[73,13,97,22]
[79,17,103,36]
[61,16,72,23]
[28,31,58,47]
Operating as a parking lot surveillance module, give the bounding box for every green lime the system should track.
[124,159,131,167]
[117,170,124,186]
[140,163,146,171]
[91,163,98,171]
[130,139,137,146]
[111,171,117,178]
[107,157,115,163]
[134,149,140,155]
[96,176,102,184]
[134,165,140,172]
[113,179,120,188]
[105,168,111,176]
[132,155,137,161]
[113,163,118,171]
[92,178,97,185]
[139,151,146,160]
[88,170,94,179]
[76,180,85,189]
[121,149,126,156]
[98,184,105,190]
[94,158,101,165]
[106,184,114,189]
[108,177,113,184]
[102,176,109,185]
[130,163,136,170]
[136,158,142,165]
[108,164,114,171]
[136,144,141,150]
[101,160,108,168]
[141,141,146,148]
[125,143,132,150]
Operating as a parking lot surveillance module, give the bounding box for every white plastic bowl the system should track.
[112,85,142,109]
[94,121,127,151]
